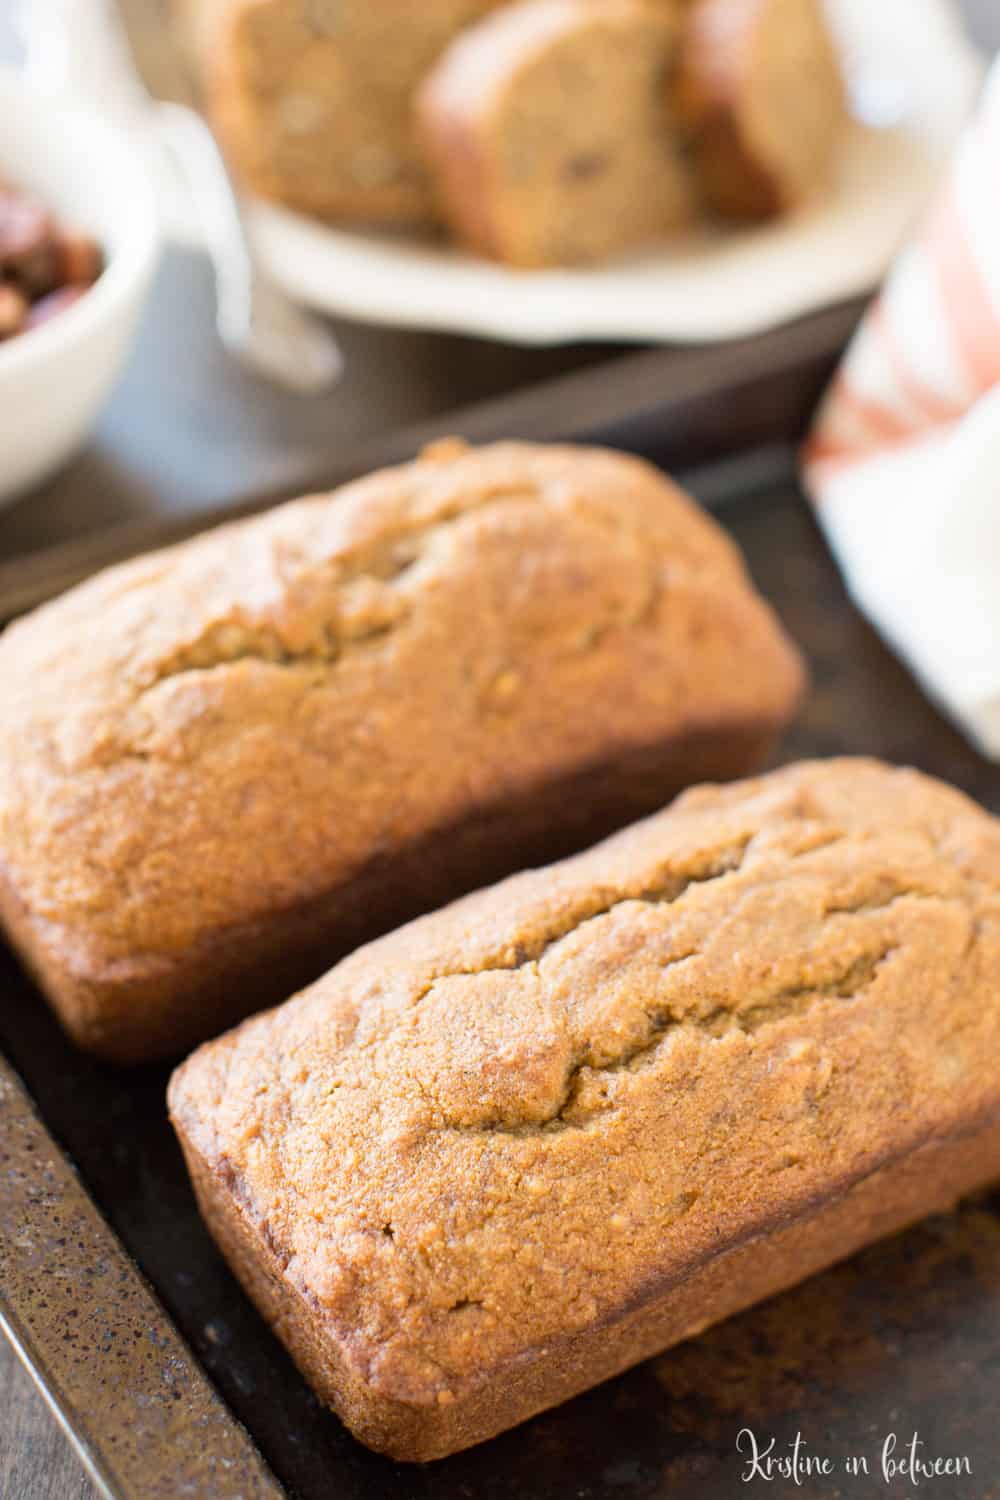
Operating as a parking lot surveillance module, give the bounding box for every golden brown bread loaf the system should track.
[0,440,803,1063]
[672,0,846,222]
[416,0,693,266]
[169,758,1000,1460]
[201,0,508,225]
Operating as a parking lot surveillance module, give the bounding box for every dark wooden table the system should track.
[1,1,997,1495]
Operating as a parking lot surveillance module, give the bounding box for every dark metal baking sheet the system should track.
[0,1060,282,1499]
[1,450,998,1498]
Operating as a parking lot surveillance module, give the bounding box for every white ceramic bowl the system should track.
[0,68,160,506]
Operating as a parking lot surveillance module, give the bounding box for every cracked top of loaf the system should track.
[169,758,1000,1408]
[0,441,802,975]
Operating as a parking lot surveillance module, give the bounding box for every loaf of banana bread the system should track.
[416,0,693,266]
[672,0,845,222]
[0,441,803,1062]
[169,758,1000,1460]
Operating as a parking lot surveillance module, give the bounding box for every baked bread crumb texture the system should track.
[188,0,846,263]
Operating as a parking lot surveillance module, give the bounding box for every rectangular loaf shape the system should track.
[0,440,803,1062]
[169,758,1000,1461]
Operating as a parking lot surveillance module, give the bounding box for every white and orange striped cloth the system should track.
[803,58,1000,760]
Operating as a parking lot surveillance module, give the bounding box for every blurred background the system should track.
[0,0,992,563]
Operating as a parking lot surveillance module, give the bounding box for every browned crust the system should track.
[672,0,843,223]
[414,0,592,261]
[202,1,286,213]
[200,0,503,227]
[675,99,784,221]
[671,0,779,220]
[416,72,507,260]
[174,1097,1000,1461]
[415,0,685,267]
[2,717,783,1064]
[0,441,804,1064]
[167,758,1000,1459]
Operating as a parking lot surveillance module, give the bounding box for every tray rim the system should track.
[0,1054,285,1500]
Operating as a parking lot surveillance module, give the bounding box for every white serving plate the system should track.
[247,0,983,345]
